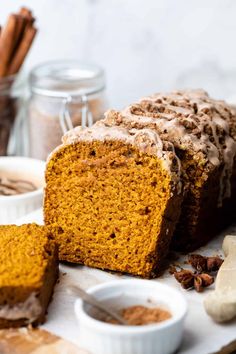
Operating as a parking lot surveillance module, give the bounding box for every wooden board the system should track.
[0,327,89,354]
[212,340,236,354]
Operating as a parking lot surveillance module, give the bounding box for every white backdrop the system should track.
[1,0,236,107]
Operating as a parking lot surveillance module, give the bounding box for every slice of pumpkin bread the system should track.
[0,224,58,329]
[44,125,182,278]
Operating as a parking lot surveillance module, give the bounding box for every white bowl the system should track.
[75,279,187,354]
[0,156,45,224]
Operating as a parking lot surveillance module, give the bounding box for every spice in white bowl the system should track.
[0,157,45,224]
[103,305,172,326]
[75,279,187,354]
[28,61,107,160]
[0,173,38,196]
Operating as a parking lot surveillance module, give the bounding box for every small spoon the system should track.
[67,284,128,325]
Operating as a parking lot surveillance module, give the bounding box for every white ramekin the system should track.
[75,279,187,354]
[0,156,45,224]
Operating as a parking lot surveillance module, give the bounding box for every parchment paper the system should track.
[17,209,236,354]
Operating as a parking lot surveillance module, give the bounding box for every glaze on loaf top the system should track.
[103,89,236,205]
[105,89,236,167]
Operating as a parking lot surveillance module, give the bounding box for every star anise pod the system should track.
[206,256,223,272]
[193,275,203,292]
[174,269,214,292]
[174,270,194,289]
[188,254,207,272]
[188,254,223,273]
[194,273,214,292]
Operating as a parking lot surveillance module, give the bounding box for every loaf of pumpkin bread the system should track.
[102,89,236,251]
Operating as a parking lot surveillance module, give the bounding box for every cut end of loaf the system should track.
[45,135,181,278]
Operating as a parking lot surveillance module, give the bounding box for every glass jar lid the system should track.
[29,60,105,98]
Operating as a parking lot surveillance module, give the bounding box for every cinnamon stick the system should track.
[7,25,37,76]
[11,15,27,56]
[0,7,37,156]
[0,15,18,77]
[20,7,35,24]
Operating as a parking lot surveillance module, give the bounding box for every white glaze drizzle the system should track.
[104,90,236,206]
[0,292,41,323]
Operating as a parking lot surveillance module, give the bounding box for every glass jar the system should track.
[0,74,23,156]
[27,61,107,160]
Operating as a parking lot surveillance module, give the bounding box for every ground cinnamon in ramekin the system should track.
[105,305,171,326]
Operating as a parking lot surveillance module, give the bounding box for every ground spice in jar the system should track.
[105,305,172,326]
[28,96,106,160]
[28,61,107,160]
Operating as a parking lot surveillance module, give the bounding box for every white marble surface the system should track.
[1,0,236,107]
[17,209,236,354]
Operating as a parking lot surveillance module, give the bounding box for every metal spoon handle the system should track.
[68,285,127,325]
